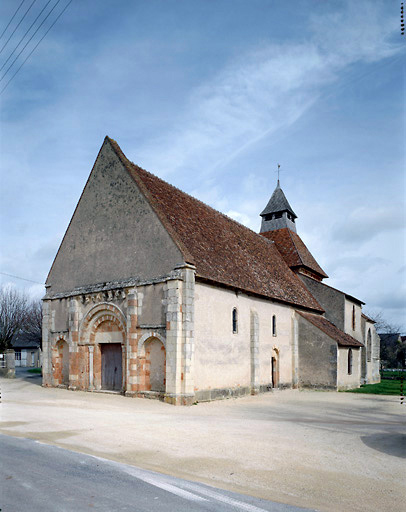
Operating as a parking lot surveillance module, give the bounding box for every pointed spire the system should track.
[259,179,297,233]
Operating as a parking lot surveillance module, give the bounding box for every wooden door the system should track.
[101,343,122,391]
[271,357,277,388]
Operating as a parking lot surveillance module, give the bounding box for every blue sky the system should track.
[0,0,404,330]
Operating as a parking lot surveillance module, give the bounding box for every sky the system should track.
[0,0,404,330]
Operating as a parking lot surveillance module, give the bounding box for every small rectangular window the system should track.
[15,351,21,361]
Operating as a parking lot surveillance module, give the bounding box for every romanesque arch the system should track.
[138,333,166,393]
[53,337,69,386]
[79,303,127,391]
[271,346,280,388]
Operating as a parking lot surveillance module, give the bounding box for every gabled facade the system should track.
[42,137,380,404]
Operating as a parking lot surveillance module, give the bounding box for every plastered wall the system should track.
[299,276,345,329]
[337,347,361,389]
[193,281,293,392]
[296,314,337,389]
[46,140,183,294]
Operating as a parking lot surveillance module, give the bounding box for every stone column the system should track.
[292,312,299,388]
[88,345,94,390]
[164,275,183,405]
[180,264,196,404]
[250,310,260,394]
[163,264,196,406]
[68,297,80,390]
[125,288,139,395]
[4,349,15,378]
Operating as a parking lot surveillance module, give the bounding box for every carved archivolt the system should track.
[79,302,127,343]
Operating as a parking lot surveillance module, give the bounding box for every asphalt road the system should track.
[0,435,314,512]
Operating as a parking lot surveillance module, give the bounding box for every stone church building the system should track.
[42,137,380,404]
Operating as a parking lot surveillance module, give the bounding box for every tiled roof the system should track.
[107,138,323,312]
[11,333,41,349]
[297,311,364,347]
[261,228,328,279]
[260,184,297,218]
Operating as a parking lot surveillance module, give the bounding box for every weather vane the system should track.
[276,163,282,185]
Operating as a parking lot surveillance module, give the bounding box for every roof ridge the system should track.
[106,136,196,264]
[286,227,305,267]
[107,136,278,248]
[106,137,323,312]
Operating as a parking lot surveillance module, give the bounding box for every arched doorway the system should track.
[139,337,166,392]
[79,304,127,392]
[271,348,279,388]
[55,339,69,386]
[93,319,124,391]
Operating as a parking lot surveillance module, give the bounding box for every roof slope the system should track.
[260,183,297,218]
[107,138,323,312]
[361,313,376,323]
[11,333,41,349]
[297,311,363,347]
[261,228,328,279]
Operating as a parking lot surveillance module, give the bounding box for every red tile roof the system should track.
[261,228,328,279]
[107,138,323,312]
[297,311,364,347]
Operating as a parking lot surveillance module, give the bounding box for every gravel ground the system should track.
[0,370,405,511]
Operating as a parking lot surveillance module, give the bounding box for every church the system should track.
[42,137,380,405]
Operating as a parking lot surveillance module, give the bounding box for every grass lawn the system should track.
[27,368,42,374]
[347,379,404,395]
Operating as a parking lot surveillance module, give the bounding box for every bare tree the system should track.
[365,310,405,369]
[367,310,402,335]
[24,299,43,348]
[0,287,28,352]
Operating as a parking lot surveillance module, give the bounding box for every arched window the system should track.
[272,315,277,336]
[232,308,238,334]
[366,329,372,362]
[348,348,353,375]
[352,306,356,331]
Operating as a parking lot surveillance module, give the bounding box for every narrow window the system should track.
[272,315,277,336]
[232,308,238,334]
[352,305,356,330]
[15,351,21,361]
[348,348,353,375]
[366,329,372,362]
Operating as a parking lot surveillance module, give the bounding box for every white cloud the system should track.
[136,1,400,178]
[332,206,405,244]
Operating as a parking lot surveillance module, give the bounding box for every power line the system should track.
[0,272,44,285]
[1,0,62,81]
[0,0,26,40]
[0,0,53,74]
[0,0,73,95]
[0,0,38,56]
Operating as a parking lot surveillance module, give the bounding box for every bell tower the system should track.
[260,181,297,233]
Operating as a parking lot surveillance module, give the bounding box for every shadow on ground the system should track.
[361,432,406,458]
[15,368,42,387]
